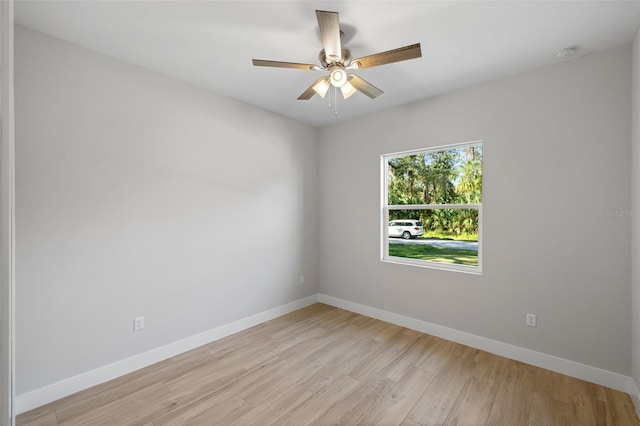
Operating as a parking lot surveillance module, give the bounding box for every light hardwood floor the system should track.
[17,303,640,425]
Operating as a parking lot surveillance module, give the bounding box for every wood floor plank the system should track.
[380,334,434,383]
[16,303,640,426]
[442,377,497,425]
[528,391,580,426]
[278,373,361,425]
[154,394,252,426]
[14,410,57,426]
[61,381,171,426]
[603,387,640,426]
[484,360,537,425]
[406,345,480,425]
[309,379,385,425]
[349,328,421,386]
[352,367,435,425]
[400,418,422,426]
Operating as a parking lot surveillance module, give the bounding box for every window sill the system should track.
[381,256,483,275]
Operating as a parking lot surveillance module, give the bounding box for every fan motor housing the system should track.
[319,47,352,68]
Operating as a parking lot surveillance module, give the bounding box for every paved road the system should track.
[389,238,478,251]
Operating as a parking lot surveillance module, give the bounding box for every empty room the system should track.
[1,1,640,425]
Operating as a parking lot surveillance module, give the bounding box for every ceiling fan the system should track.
[252,10,422,101]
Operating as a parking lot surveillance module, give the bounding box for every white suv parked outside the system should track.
[388,219,425,239]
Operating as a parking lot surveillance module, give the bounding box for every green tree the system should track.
[455,146,483,204]
[423,150,457,204]
[421,150,458,232]
[387,154,426,205]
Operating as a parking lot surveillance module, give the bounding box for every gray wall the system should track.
[15,26,318,394]
[318,47,632,375]
[632,28,640,399]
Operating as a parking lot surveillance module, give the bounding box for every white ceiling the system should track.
[15,1,640,127]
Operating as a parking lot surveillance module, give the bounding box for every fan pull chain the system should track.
[325,87,339,117]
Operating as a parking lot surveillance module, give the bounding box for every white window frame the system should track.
[381,141,483,274]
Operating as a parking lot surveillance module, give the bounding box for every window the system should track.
[381,141,483,273]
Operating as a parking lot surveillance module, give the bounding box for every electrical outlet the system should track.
[299,275,305,284]
[526,314,537,327]
[134,316,144,331]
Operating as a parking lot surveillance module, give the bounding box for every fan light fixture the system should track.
[340,80,357,99]
[330,68,347,87]
[312,78,330,98]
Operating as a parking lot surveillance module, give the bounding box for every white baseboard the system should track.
[317,294,634,395]
[15,294,319,415]
[631,378,640,419]
[16,293,638,417]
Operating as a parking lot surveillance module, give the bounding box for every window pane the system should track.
[388,208,478,266]
[387,145,482,205]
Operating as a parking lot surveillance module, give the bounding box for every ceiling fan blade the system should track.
[348,74,384,99]
[252,59,320,70]
[297,76,330,100]
[351,43,422,70]
[316,10,341,63]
